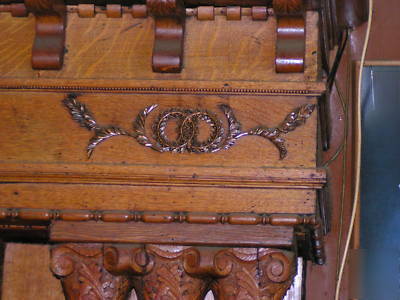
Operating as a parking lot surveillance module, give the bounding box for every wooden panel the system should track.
[50,221,294,246]
[0,183,316,213]
[0,92,317,170]
[1,243,64,300]
[0,12,321,89]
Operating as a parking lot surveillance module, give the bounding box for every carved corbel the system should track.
[134,245,210,299]
[50,244,132,300]
[24,0,66,69]
[273,0,305,73]
[211,248,296,299]
[147,0,186,73]
[99,245,297,299]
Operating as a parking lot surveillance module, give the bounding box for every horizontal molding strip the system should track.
[0,167,327,189]
[0,79,326,96]
[0,209,325,264]
[0,208,318,225]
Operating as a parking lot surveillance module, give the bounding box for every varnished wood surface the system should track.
[0,92,318,169]
[0,183,316,213]
[50,221,294,246]
[0,74,322,216]
[0,12,321,90]
[0,91,320,213]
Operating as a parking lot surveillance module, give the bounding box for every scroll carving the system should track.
[24,0,66,69]
[101,245,296,300]
[63,94,315,159]
[273,0,305,73]
[211,248,296,299]
[147,0,186,73]
[50,244,132,300]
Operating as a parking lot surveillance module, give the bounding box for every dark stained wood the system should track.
[103,245,297,300]
[50,221,294,247]
[24,0,66,69]
[334,0,368,29]
[273,0,305,73]
[147,0,186,73]
[275,16,305,73]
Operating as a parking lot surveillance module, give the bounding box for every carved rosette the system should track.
[50,244,132,300]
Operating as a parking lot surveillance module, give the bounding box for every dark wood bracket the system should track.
[147,0,185,73]
[273,0,306,73]
[24,0,66,70]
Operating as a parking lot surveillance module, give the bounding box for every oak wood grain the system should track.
[0,12,320,85]
[0,92,318,169]
[0,183,316,213]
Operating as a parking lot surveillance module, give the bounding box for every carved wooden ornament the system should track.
[147,0,186,73]
[24,0,66,69]
[63,94,315,159]
[273,0,306,73]
[51,244,297,299]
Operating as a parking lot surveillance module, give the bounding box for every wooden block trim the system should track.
[50,221,295,247]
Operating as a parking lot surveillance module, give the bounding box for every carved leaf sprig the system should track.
[247,104,315,159]
[218,104,243,150]
[278,104,315,134]
[133,104,160,150]
[87,127,130,158]
[63,94,99,131]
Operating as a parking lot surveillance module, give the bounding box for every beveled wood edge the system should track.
[0,167,327,189]
[0,79,326,96]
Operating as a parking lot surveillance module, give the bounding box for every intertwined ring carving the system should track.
[153,109,224,153]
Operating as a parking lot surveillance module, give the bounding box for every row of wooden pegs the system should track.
[0,3,271,21]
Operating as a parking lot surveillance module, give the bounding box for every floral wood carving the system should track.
[63,94,315,159]
[50,244,132,300]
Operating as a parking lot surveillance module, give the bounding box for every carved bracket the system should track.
[24,0,66,69]
[101,245,297,300]
[273,0,305,73]
[147,0,186,73]
[63,94,315,159]
[211,248,296,299]
[50,244,132,299]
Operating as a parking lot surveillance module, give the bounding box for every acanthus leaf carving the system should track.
[50,244,132,300]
